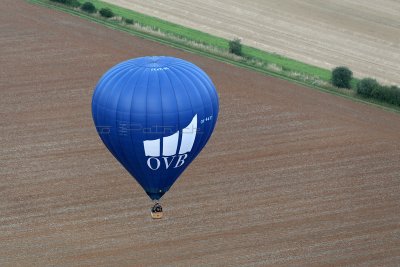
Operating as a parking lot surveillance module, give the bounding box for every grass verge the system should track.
[27,0,400,113]
[76,0,332,82]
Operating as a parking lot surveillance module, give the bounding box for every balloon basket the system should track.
[151,203,163,219]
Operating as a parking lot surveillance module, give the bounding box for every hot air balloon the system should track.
[92,56,219,218]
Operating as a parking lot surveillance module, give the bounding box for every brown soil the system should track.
[104,0,400,85]
[1,1,400,266]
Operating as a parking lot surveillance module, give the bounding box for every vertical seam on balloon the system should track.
[167,66,198,188]
[129,68,151,191]
[94,63,133,133]
[170,66,205,155]
[163,69,181,191]
[190,64,217,155]
[175,62,217,111]
[114,67,141,177]
[156,70,164,189]
[169,66,195,123]
[192,68,214,156]
[96,64,134,159]
[169,66,196,158]
[144,69,154,193]
[165,66,209,190]
[178,62,217,102]
[170,65,213,161]
[194,70,217,153]
[95,63,134,119]
[105,68,136,169]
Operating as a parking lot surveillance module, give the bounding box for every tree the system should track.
[331,66,353,89]
[356,78,379,97]
[229,38,242,56]
[81,2,96,13]
[99,8,114,18]
[124,18,134,24]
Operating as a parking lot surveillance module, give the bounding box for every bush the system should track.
[376,85,400,106]
[357,78,400,106]
[331,66,353,88]
[356,78,380,97]
[124,18,134,24]
[389,86,400,106]
[99,8,114,18]
[81,2,96,13]
[229,38,242,56]
[50,0,80,7]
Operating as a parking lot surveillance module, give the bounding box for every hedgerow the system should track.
[357,78,400,106]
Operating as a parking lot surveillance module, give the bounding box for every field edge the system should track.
[26,0,400,114]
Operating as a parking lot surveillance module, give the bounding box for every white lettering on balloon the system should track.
[147,157,161,170]
[146,154,188,171]
[143,114,198,171]
[175,154,187,168]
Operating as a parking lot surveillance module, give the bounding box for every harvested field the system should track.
[1,0,400,266]
[104,0,400,85]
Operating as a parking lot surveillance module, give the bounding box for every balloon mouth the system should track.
[146,191,166,201]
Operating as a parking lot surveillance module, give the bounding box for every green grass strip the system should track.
[82,0,331,81]
[26,0,400,114]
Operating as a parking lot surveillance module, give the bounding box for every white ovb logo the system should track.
[143,115,197,170]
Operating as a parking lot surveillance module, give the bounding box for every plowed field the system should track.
[1,1,400,265]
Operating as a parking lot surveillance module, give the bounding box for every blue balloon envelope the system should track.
[92,56,219,200]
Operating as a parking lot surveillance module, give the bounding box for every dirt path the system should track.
[104,0,400,85]
[1,0,400,265]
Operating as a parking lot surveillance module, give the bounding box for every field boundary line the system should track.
[26,0,400,114]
